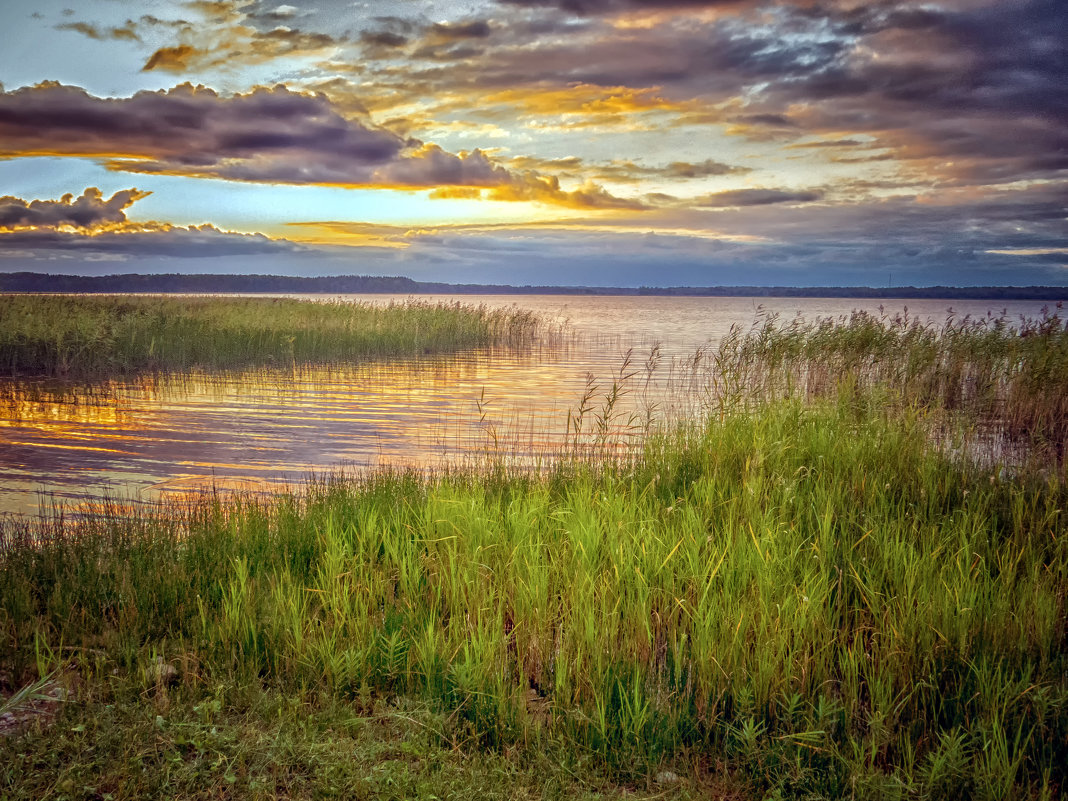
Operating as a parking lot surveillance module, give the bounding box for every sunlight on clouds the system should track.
[986,248,1068,257]
[274,193,599,239]
[0,0,1064,284]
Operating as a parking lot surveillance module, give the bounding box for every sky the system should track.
[0,0,1064,286]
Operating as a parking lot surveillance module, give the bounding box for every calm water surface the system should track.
[0,295,1055,516]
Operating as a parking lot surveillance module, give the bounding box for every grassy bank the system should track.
[0,295,542,377]
[2,684,670,800]
[3,399,1065,798]
[1,310,1066,799]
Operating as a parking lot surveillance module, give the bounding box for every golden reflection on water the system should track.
[0,339,662,516]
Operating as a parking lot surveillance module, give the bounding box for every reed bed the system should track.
[1,309,1066,799]
[0,295,543,377]
[697,306,1068,461]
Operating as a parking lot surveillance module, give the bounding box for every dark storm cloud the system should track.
[0,83,639,208]
[358,18,496,61]
[0,188,149,230]
[732,114,799,129]
[425,181,1063,284]
[535,24,828,91]
[334,179,1066,282]
[789,139,866,150]
[23,0,1065,277]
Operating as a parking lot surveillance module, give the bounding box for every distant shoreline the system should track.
[2,271,1067,301]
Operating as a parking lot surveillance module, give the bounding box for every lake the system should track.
[0,294,1056,516]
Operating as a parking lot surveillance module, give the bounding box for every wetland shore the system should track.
[1,297,1065,800]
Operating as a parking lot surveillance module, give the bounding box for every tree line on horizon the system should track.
[1,271,1066,300]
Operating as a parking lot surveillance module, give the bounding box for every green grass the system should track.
[2,680,729,800]
[0,295,543,377]
[1,310,1066,799]
[2,398,1065,798]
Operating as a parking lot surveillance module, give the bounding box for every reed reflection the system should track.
[0,337,654,515]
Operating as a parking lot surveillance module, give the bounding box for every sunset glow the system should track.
[1,0,1064,285]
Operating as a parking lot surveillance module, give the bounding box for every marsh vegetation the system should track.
[0,295,543,377]
[1,303,1066,799]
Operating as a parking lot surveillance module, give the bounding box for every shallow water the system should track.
[0,295,1055,516]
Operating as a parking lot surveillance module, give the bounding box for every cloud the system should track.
[370,144,509,187]
[54,0,1062,197]
[0,225,303,259]
[465,83,700,129]
[266,5,299,19]
[140,25,339,73]
[501,155,750,185]
[330,0,1066,191]
[143,44,200,72]
[113,2,342,74]
[425,21,493,43]
[359,30,408,49]
[486,173,648,209]
[634,182,1068,269]
[4,182,1065,285]
[599,158,751,182]
[455,21,830,97]
[0,82,404,180]
[660,160,749,179]
[694,189,822,207]
[0,189,306,260]
[55,21,105,40]
[0,188,150,231]
[56,20,141,42]
[279,213,1068,287]
[64,3,488,75]
[495,0,755,14]
[0,83,639,209]
[742,0,1068,185]
[18,0,1065,281]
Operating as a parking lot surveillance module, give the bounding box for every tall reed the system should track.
[0,295,543,377]
[699,306,1068,463]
